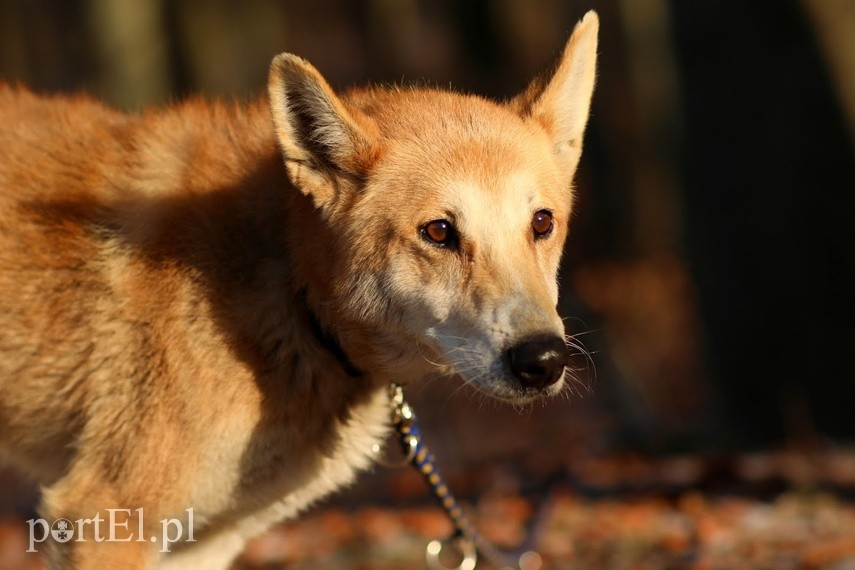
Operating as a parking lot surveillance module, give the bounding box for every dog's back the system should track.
[0,87,132,480]
[0,88,292,486]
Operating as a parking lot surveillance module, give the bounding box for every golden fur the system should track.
[0,12,598,568]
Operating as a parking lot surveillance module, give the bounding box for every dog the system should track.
[0,11,598,569]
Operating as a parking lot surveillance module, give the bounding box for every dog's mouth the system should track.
[473,376,567,404]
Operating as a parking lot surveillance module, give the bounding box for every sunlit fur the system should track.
[0,12,598,569]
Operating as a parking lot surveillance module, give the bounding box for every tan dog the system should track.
[0,11,598,569]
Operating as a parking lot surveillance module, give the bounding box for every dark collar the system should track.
[303,292,363,378]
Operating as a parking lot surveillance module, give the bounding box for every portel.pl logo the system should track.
[27,508,195,553]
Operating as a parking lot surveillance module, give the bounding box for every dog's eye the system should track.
[421,219,457,247]
[532,210,554,238]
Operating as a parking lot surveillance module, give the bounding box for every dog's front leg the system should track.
[38,459,193,569]
[44,533,157,570]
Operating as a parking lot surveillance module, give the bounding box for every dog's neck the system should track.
[302,290,363,378]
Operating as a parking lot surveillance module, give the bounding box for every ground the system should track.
[2,448,854,569]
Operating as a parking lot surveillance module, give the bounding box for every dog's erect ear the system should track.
[510,11,599,177]
[268,54,376,210]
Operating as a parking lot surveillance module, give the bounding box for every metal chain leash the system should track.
[373,383,543,570]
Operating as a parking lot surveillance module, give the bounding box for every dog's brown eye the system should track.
[532,210,554,238]
[421,219,456,247]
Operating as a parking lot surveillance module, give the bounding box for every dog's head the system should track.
[268,12,598,403]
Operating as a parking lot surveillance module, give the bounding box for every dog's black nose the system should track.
[507,335,571,390]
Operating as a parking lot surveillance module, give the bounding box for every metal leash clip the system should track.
[371,384,418,467]
[426,535,477,570]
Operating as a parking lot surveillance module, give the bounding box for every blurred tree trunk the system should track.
[800,0,855,152]
[617,0,683,255]
[88,0,171,109]
[170,0,290,99]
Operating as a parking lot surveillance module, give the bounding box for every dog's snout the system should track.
[506,335,571,390]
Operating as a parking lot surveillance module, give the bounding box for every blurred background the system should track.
[1,0,853,568]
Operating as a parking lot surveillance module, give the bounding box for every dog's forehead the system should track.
[360,89,563,205]
[384,93,542,157]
